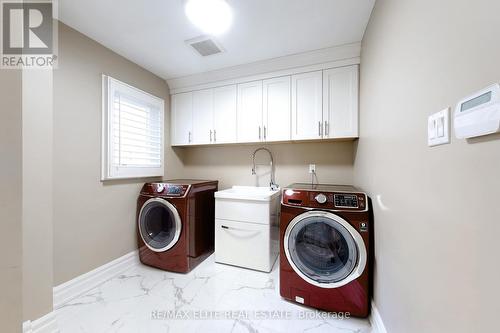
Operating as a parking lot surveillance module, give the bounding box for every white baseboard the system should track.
[370,301,388,333]
[53,250,139,309]
[23,311,58,333]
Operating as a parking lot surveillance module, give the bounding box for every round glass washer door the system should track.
[138,198,182,252]
[284,211,367,288]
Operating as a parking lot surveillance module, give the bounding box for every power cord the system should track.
[311,170,318,186]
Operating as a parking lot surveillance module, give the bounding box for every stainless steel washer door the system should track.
[138,198,182,252]
[284,211,367,288]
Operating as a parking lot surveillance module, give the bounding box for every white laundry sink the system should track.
[214,185,281,224]
[214,186,281,272]
[214,186,281,202]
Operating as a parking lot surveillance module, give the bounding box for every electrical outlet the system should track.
[309,164,316,174]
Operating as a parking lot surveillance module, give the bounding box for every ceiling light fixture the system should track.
[185,0,233,35]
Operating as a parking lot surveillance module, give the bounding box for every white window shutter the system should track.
[102,75,164,180]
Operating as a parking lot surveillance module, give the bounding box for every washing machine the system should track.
[137,179,218,273]
[280,183,371,317]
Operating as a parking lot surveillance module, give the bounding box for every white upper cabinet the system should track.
[323,65,359,138]
[171,92,193,145]
[192,89,213,145]
[263,76,291,142]
[291,71,324,140]
[237,81,263,143]
[171,64,360,146]
[213,85,237,144]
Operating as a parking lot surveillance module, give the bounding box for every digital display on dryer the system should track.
[167,185,183,195]
[334,194,358,208]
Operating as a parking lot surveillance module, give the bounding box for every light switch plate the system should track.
[428,108,450,147]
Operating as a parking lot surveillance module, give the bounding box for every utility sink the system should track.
[214,186,281,202]
[214,186,281,272]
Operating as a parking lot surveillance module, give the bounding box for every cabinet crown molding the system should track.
[168,42,361,94]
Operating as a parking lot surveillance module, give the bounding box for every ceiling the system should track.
[59,0,375,80]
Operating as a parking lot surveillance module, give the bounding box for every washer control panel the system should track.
[333,193,365,210]
[334,194,359,208]
[282,187,367,211]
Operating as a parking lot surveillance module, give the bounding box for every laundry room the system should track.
[0,1,498,333]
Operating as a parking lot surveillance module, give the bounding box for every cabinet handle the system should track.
[221,224,260,234]
[210,130,213,143]
[318,122,322,137]
[259,126,261,140]
[264,126,267,140]
[214,129,216,142]
[221,225,261,239]
[324,121,329,137]
[188,131,192,143]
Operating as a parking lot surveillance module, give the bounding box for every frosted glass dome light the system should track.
[185,0,233,35]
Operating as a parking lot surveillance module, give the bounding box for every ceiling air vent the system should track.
[186,36,224,57]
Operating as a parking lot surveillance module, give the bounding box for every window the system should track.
[101,75,164,180]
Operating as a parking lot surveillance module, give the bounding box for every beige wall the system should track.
[22,69,54,320]
[0,71,23,331]
[53,23,183,285]
[176,141,354,190]
[356,0,500,332]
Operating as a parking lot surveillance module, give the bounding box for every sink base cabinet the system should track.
[215,219,278,272]
[214,194,280,272]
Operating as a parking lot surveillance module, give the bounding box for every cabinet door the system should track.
[171,92,193,145]
[192,89,213,144]
[263,76,291,142]
[323,65,359,138]
[237,81,263,143]
[213,85,237,144]
[291,71,323,140]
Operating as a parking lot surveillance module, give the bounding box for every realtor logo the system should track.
[1,0,57,68]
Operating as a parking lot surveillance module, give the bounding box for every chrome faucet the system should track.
[251,147,279,190]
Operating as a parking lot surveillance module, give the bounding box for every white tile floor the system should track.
[55,255,372,333]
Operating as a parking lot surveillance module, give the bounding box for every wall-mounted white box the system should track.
[428,108,450,147]
[454,83,500,139]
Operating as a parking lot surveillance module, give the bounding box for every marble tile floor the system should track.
[55,255,372,333]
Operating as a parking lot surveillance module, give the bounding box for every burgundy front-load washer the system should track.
[280,183,372,317]
[137,179,218,273]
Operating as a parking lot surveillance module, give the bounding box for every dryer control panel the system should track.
[141,183,190,197]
